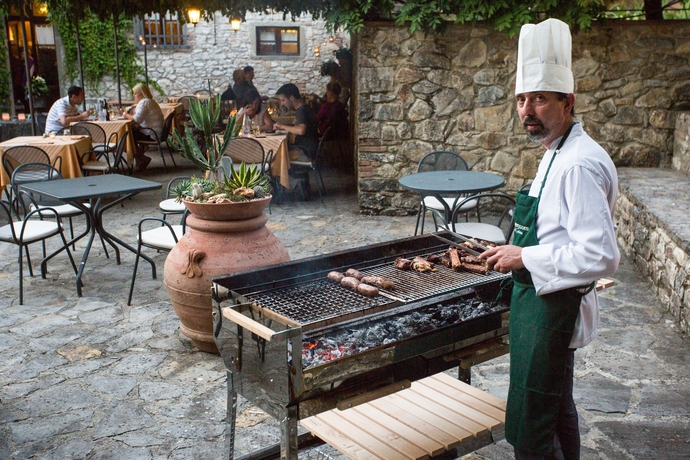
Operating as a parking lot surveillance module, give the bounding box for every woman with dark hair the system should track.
[237,89,275,132]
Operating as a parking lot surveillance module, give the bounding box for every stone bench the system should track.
[616,167,690,334]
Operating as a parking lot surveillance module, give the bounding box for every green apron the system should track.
[506,125,586,454]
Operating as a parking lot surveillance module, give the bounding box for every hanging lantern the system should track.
[187,8,201,25]
[230,17,242,31]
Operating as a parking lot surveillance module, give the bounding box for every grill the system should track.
[212,232,511,459]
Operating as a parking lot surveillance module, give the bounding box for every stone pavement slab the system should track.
[0,159,688,459]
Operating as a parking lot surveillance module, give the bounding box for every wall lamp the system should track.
[230,16,242,31]
[187,8,201,25]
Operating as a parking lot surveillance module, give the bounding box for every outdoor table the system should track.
[158,103,184,133]
[398,170,505,226]
[21,174,162,297]
[0,135,93,188]
[168,94,210,103]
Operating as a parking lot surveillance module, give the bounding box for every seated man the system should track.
[232,69,253,106]
[274,83,318,162]
[44,85,90,134]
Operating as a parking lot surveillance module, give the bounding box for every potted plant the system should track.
[163,94,290,353]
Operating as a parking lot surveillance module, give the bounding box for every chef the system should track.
[480,18,620,459]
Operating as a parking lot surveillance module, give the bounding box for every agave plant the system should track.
[167,94,239,179]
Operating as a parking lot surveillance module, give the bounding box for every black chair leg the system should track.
[127,243,142,306]
[17,246,24,305]
[24,246,34,277]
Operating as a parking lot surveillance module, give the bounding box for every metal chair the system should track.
[128,212,188,306]
[159,176,190,222]
[80,131,130,176]
[442,192,516,245]
[415,150,478,235]
[222,138,274,211]
[11,163,89,248]
[177,96,197,122]
[288,127,330,203]
[2,146,52,214]
[0,198,78,305]
[74,121,118,159]
[136,113,177,172]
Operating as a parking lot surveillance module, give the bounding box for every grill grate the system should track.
[242,249,509,329]
[360,255,509,302]
[247,279,391,328]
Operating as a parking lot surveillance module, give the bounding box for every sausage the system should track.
[356,283,379,297]
[361,276,395,290]
[345,268,364,280]
[327,271,344,282]
[448,248,462,271]
[340,276,361,289]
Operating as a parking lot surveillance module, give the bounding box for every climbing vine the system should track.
[47,7,160,96]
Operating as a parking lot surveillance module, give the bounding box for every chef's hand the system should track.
[480,244,524,273]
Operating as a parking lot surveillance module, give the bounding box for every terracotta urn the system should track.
[164,197,290,353]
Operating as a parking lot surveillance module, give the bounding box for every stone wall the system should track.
[356,20,690,215]
[672,112,690,175]
[87,12,348,100]
[616,168,690,334]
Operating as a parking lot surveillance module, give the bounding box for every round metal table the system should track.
[399,170,506,228]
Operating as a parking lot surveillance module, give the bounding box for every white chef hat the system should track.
[515,18,573,95]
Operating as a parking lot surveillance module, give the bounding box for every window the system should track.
[133,12,188,49]
[256,27,300,56]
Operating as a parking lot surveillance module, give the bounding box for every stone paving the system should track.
[0,157,688,459]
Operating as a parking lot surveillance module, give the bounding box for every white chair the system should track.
[128,214,187,306]
[439,193,516,245]
[415,151,478,235]
[11,163,90,249]
[159,176,190,222]
[0,198,78,305]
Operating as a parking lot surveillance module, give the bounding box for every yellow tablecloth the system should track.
[222,134,291,189]
[0,135,93,187]
[159,103,184,133]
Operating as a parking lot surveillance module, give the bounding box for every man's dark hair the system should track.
[326,81,342,97]
[276,83,301,100]
[556,92,575,116]
[243,65,254,74]
[67,86,83,98]
[241,89,261,108]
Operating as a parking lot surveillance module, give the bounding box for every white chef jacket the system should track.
[521,122,620,348]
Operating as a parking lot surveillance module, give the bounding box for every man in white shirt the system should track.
[44,86,89,134]
[481,19,619,459]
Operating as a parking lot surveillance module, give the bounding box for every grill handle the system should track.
[222,308,283,342]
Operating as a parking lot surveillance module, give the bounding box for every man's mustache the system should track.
[522,115,544,128]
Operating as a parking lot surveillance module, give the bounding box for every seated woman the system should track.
[118,83,164,171]
[236,89,275,133]
[316,81,349,136]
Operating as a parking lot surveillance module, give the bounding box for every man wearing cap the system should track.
[481,18,619,459]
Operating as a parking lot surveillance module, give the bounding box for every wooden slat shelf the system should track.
[301,373,506,460]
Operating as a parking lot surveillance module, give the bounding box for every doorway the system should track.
[5,2,60,113]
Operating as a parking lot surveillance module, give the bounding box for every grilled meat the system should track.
[394,257,413,270]
[327,271,344,282]
[345,268,365,280]
[340,276,360,289]
[361,276,395,290]
[356,283,379,297]
[412,256,437,273]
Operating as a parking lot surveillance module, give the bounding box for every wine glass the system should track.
[88,105,96,118]
[251,119,261,137]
